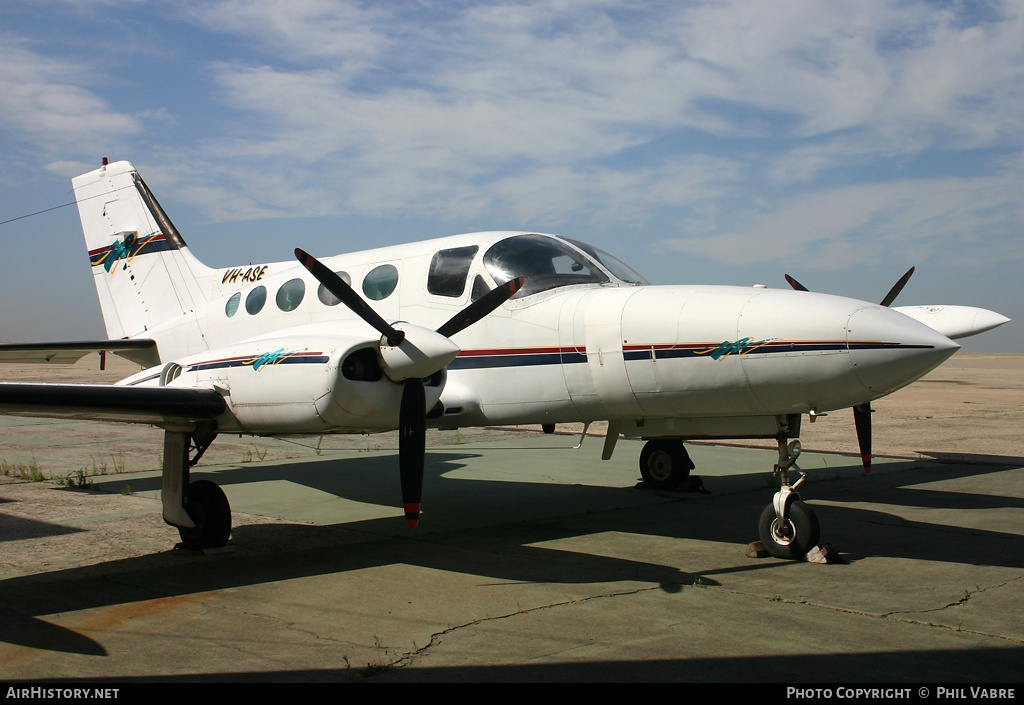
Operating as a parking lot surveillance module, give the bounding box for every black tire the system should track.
[542,424,556,434]
[178,480,232,550]
[758,499,820,560]
[639,439,694,490]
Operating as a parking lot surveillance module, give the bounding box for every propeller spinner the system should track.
[296,248,523,526]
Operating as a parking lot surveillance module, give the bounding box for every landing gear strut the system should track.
[161,425,231,550]
[758,417,820,559]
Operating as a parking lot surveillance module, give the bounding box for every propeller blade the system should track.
[785,274,809,292]
[853,403,872,473]
[436,277,524,339]
[296,252,523,530]
[399,378,426,528]
[879,266,915,308]
[295,248,405,346]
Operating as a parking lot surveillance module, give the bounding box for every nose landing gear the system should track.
[758,427,821,560]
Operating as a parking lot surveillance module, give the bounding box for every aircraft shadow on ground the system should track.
[0,451,1021,657]
[0,512,84,542]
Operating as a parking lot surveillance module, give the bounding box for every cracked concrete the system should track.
[0,354,1022,682]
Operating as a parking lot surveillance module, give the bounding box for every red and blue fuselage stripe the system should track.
[448,341,934,370]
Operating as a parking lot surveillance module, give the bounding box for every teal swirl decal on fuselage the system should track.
[694,337,775,360]
[243,348,306,372]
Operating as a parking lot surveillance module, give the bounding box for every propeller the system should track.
[783,267,916,474]
[295,248,406,347]
[784,274,808,292]
[878,266,915,308]
[296,248,523,527]
[783,267,915,308]
[852,403,872,473]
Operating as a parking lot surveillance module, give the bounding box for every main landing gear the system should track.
[161,426,232,550]
[757,420,821,559]
[638,439,695,490]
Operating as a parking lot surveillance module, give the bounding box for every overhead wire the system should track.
[0,201,76,226]
[0,183,138,228]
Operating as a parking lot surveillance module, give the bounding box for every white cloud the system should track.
[177,1,1024,195]
[0,38,141,151]
[182,0,389,67]
[662,160,1024,270]
[9,1,1024,266]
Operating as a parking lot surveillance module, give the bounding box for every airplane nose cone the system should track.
[971,309,1012,336]
[848,305,959,397]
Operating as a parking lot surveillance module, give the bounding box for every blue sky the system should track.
[0,0,1020,351]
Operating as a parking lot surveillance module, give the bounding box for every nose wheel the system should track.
[758,498,820,560]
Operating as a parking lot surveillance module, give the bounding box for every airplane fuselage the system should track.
[117,231,958,440]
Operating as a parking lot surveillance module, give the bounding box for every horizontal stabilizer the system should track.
[0,383,225,426]
[0,340,158,367]
[892,306,1010,340]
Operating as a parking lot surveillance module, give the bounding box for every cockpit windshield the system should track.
[563,238,650,286]
[484,234,607,297]
[483,234,647,297]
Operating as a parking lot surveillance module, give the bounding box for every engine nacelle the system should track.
[150,334,444,435]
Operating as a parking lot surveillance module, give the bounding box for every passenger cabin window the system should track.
[362,264,399,301]
[428,246,479,297]
[245,285,267,315]
[276,278,305,311]
[483,234,609,297]
[225,292,241,317]
[317,271,351,306]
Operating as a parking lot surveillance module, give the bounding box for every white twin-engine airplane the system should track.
[0,160,1010,559]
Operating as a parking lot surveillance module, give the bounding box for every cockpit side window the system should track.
[471,275,490,302]
[428,246,479,298]
[483,234,609,296]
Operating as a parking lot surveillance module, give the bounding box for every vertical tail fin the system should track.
[73,161,213,358]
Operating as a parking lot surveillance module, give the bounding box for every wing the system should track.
[0,383,225,425]
[0,340,159,367]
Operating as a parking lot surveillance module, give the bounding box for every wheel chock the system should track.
[746,541,844,562]
[746,541,769,558]
[804,543,844,564]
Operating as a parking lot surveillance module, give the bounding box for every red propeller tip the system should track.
[404,503,420,528]
[861,455,872,473]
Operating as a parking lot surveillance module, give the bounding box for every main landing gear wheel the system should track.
[639,439,694,490]
[758,499,820,560]
[177,480,232,550]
